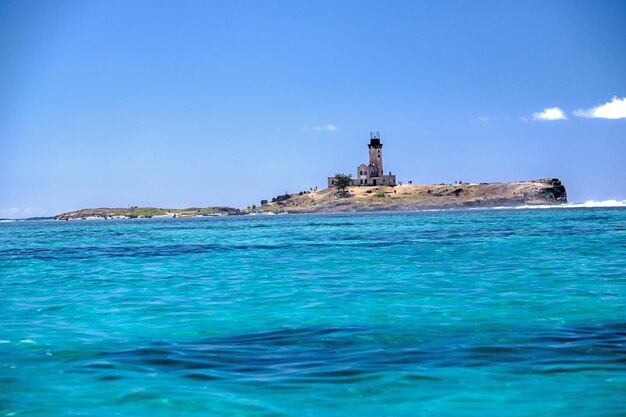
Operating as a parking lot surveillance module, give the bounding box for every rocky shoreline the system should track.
[254,178,567,214]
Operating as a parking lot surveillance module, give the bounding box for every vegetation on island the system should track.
[333,173,353,197]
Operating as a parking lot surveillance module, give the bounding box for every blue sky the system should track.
[1,0,625,217]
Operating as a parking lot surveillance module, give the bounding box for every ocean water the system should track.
[1,208,625,416]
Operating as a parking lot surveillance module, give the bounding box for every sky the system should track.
[1,0,625,217]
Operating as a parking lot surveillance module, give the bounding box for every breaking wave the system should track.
[507,200,626,210]
[418,200,626,213]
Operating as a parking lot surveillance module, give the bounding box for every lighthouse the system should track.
[327,132,397,187]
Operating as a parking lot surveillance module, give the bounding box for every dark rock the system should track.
[541,178,567,202]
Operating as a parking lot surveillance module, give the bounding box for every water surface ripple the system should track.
[1,208,625,416]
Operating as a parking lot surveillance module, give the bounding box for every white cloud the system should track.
[573,97,626,119]
[477,116,496,122]
[313,124,337,132]
[533,107,567,121]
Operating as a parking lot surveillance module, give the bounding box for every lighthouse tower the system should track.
[368,131,383,177]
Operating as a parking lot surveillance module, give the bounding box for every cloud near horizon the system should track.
[0,207,48,219]
[532,107,567,121]
[573,97,626,119]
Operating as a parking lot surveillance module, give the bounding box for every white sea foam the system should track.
[416,200,626,213]
[573,199,626,208]
[505,200,626,210]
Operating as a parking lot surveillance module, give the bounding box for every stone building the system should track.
[328,132,397,188]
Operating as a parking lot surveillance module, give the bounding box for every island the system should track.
[54,133,568,219]
[54,206,240,220]
[254,178,567,214]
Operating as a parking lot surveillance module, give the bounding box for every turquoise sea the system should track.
[1,208,625,416]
